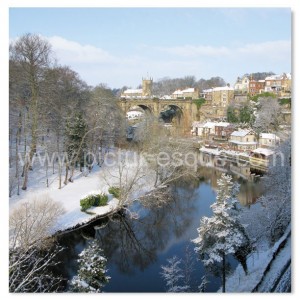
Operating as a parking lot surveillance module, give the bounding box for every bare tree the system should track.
[253,97,282,134]
[135,121,197,188]
[10,34,53,190]
[9,194,65,250]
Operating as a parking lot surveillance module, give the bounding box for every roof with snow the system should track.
[260,133,280,140]
[265,74,285,81]
[212,86,234,91]
[182,88,195,93]
[203,88,213,93]
[172,89,183,95]
[160,95,172,99]
[231,130,252,137]
[215,122,230,127]
[203,86,233,93]
[251,148,274,156]
[123,89,143,94]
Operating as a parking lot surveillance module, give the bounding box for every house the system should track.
[191,121,215,137]
[264,74,282,95]
[172,87,199,99]
[234,76,250,94]
[202,86,234,107]
[249,79,265,96]
[122,89,143,99]
[214,123,235,141]
[250,148,274,173]
[229,130,257,151]
[259,133,280,148]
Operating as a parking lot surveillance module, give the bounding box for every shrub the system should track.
[94,193,108,207]
[80,196,95,212]
[80,193,108,211]
[108,186,120,198]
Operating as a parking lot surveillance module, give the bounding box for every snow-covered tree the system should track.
[253,97,282,133]
[243,137,291,243]
[9,243,64,292]
[160,255,189,292]
[193,173,249,292]
[69,239,110,293]
[198,275,209,292]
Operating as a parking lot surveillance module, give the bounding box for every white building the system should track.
[126,110,144,120]
[259,133,280,148]
[122,89,143,99]
[234,76,250,93]
[229,130,257,151]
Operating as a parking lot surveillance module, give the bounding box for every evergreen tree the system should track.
[160,256,189,292]
[64,112,88,181]
[69,240,110,293]
[193,173,248,293]
[227,106,239,123]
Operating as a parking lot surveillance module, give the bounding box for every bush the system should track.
[94,193,108,207]
[108,186,120,198]
[80,196,95,211]
[80,193,108,211]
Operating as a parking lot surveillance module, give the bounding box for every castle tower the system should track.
[142,76,153,97]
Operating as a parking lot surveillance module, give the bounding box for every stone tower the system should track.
[142,76,153,97]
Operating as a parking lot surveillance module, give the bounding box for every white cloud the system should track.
[47,36,116,64]
[40,35,291,88]
[237,40,291,59]
[156,45,230,57]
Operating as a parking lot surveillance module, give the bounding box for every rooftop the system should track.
[231,130,251,137]
[260,133,280,140]
[123,89,143,94]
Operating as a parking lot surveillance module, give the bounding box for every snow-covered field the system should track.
[9,150,156,235]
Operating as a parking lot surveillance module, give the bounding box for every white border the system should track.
[1,1,298,299]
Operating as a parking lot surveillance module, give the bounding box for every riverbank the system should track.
[9,150,156,235]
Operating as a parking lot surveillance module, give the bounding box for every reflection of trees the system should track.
[93,185,198,275]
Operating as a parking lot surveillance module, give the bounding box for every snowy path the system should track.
[223,225,291,292]
[254,235,291,292]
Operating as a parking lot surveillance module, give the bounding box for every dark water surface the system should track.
[56,168,262,292]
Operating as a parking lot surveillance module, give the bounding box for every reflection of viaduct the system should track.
[119,98,199,130]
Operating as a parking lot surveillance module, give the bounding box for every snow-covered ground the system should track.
[9,149,156,235]
[223,225,291,292]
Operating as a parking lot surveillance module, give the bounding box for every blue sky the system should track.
[9,8,291,89]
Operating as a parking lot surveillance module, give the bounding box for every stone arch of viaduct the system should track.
[119,98,199,130]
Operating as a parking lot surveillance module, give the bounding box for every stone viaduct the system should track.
[118,98,199,130]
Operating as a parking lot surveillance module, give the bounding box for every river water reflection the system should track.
[57,166,263,292]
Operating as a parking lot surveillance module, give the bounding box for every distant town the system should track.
[120,72,291,175]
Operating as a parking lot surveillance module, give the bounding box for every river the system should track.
[56,165,263,292]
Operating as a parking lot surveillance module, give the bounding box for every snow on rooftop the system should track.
[203,88,213,93]
[215,122,230,127]
[172,89,183,95]
[251,148,274,156]
[260,133,280,140]
[124,89,143,94]
[160,95,172,99]
[181,88,195,93]
[203,86,233,93]
[231,130,251,137]
[212,86,234,91]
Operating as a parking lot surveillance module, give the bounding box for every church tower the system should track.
[142,76,153,97]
